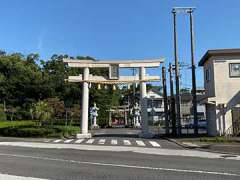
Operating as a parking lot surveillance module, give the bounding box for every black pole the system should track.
[172,10,181,136]
[162,66,169,135]
[189,10,198,135]
[169,63,177,136]
[132,68,136,104]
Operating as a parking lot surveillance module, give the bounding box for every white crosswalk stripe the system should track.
[64,139,74,143]
[50,138,161,148]
[149,141,161,147]
[98,139,106,144]
[136,140,146,146]
[53,139,62,143]
[123,140,131,146]
[86,139,95,144]
[111,139,118,145]
[75,139,84,144]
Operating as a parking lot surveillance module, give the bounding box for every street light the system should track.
[172,7,198,136]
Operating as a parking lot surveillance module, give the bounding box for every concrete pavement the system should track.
[0,145,240,180]
[0,128,239,180]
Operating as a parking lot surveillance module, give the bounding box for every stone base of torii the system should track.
[64,58,163,139]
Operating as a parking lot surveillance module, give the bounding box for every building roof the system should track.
[198,48,240,66]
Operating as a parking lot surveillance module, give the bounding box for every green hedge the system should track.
[0,105,7,121]
[0,121,80,138]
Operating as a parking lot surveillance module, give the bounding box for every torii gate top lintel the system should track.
[63,58,164,68]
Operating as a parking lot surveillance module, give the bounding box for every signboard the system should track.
[109,64,119,80]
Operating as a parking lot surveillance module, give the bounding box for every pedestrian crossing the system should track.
[46,138,162,148]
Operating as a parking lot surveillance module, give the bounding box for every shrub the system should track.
[0,120,80,138]
[0,104,7,121]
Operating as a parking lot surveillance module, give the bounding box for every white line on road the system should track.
[149,141,161,147]
[136,140,145,146]
[123,140,131,146]
[98,139,106,145]
[86,139,95,144]
[1,142,239,160]
[0,172,49,180]
[53,139,62,143]
[111,139,117,145]
[0,153,239,177]
[75,139,84,144]
[64,139,74,143]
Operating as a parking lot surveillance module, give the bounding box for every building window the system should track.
[229,63,240,77]
[205,68,210,82]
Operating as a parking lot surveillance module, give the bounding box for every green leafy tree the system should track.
[33,101,53,126]
[0,104,7,121]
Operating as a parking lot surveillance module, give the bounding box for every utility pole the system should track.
[169,63,177,136]
[162,66,169,135]
[172,9,181,136]
[189,9,198,135]
[132,68,136,104]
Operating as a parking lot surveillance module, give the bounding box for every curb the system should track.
[164,137,240,156]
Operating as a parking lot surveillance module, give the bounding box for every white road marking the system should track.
[98,139,106,144]
[86,139,95,144]
[136,140,145,146]
[1,142,240,160]
[75,139,84,144]
[111,139,118,145]
[64,139,74,143]
[43,140,50,143]
[123,140,131,146]
[0,172,49,179]
[53,139,62,143]
[0,153,239,177]
[149,141,161,147]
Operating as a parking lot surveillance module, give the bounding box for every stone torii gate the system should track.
[63,58,164,138]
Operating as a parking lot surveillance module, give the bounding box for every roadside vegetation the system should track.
[0,121,80,138]
[199,137,235,143]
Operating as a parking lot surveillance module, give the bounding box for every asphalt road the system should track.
[0,142,240,180]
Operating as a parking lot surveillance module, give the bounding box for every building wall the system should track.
[206,104,217,136]
[204,57,215,98]
[204,55,240,135]
[214,55,240,133]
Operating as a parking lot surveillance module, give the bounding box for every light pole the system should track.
[162,66,169,135]
[172,7,197,136]
[189,9,198,135]
[172,9,181,136]
[169,63,177,136]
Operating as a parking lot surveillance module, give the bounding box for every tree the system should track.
[0,104,7,121]
[33,101,53,126]
[45,98,65,120]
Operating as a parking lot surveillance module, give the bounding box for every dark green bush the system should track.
[0,121,80,138]
[0,104,7,121]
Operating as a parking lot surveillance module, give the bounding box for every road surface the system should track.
[0,135,240,180]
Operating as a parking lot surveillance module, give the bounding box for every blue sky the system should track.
[0,0,240,88]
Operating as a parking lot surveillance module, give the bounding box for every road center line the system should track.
[0,153,239,177]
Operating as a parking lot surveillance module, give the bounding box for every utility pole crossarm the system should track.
[172,7,195,13]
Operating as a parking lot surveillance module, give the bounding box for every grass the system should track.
[0,120,80,138]
[199,136,234,143]
[0,120,35,128]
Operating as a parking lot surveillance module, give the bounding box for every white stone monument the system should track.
[90,102,99,129]
[133,102,141,128]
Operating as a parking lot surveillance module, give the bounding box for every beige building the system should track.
[199,49,240,136]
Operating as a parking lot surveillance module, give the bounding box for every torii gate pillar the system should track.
[77,67,92,139]
[139,67,153,138]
